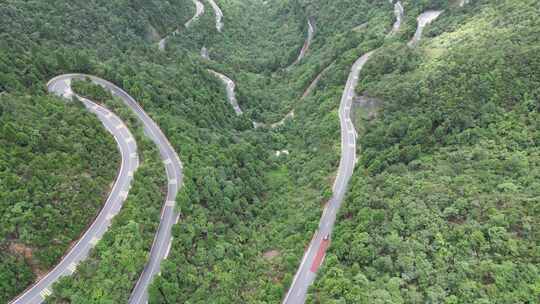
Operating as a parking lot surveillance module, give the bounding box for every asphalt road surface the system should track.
[282,3,412,300]
[9,2,456,303]
[391,1,404,34]
[408,10,443,46]
[10,76,140,304]
[159,0,205,50]
[261,63,331,129]
[294,18,315,65]
[12,74,182,304]
[286,18,315,70]
[209,69,297,129]
[208,70,243,115]
[282,51,374,304]
[90,72,185,304]
[208,0,224,32]
[185,0,205,28]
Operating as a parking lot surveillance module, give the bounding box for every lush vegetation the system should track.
[167,0,306,72]
[0,94,119,299]
[47,79,167,303]
[1,0,448,301]
[2,0,538,303]
[0,0,192,300]
[148,0,409,302]
[310,0,540,302]
[4,0,310,301]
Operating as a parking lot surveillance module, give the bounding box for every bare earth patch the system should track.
[263,249,280,260]
[8,242,47,279]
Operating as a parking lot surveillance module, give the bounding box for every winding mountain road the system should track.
[159,0,205,51]
[209,68,325,129]
[185,0,205,28]
[285,18,315,71]
[264,63,332,129]
[408,10,443,46]
[292,18,315,66]
[208,0,224,32]
[208,70,243,115]
[208,16,319,127]
[11,3,453,303]
[11,74,183,304]
[283,3,412,302]
[282,51,374,304]
[390,1,404,35]
[93,72,184,304]
[10,76,140,304]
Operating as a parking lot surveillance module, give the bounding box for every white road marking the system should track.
[165,201,175,207]
[46,76,188,304]
[120,191,128,199]
[40,288,52,298]
[130,153,137,159]
[67,262,78,273]
[169,179,177,185]
[164,237,173,258]
[90,236,99,246]
[163,159,172,165]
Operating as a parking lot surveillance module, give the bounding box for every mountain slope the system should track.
[310,0,540,302]
[0,94,119,300]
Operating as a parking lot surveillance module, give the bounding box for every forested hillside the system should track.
[310,0,540,302]
[2,0,322,302]
[147,0,392,302]
[0,0,231,301]
[0,0,196,299]
[0,95,119,300]
[1,0,538,303]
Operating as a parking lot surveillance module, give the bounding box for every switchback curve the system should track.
[284,3,453,302]
[390,1,404,35]
[159,0,205,51]
[208,0,224,32]
[408,10,443,46]
[282,50,375,304]
[11,76,140,304]
[11,74,183,304]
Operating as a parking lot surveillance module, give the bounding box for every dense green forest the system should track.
[47,79,168,302]
[3,0,324,301]
[0,94,119,299]
[1,0,538,303]
[166,0,306,72]
[310,0,540,303]
[0,0,192,299]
